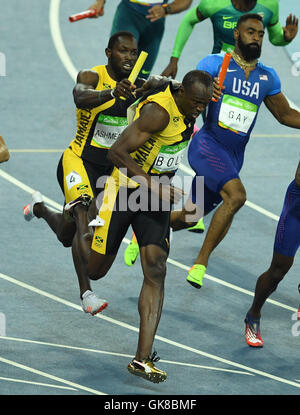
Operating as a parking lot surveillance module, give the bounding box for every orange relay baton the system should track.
[212,52,231,102]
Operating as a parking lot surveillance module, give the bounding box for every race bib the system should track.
[92,114,128,149]
[152,141,189,173]
[218,94,257,134]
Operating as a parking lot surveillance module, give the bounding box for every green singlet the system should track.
[172,0,289,59]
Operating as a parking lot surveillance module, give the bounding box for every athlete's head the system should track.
[106,31,138,80]
[234,14,264,61]
[176,70,213,120]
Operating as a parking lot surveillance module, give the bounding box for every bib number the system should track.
[152,141,188,173]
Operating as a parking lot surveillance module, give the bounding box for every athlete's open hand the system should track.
[151,180,184,205]
[161,57,179,79]
[283,13,298,42]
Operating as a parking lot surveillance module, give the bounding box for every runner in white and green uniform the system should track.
[162,0,298,78]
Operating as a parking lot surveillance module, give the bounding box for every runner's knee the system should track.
[143,251,167,284]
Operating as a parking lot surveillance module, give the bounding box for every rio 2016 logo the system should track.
[291,52,300,77]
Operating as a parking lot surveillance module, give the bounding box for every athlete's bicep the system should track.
[73,70,101,108]
[75,69,99,89]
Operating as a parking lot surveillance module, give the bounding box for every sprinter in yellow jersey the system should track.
[69,70,214,383]
[23,32,145,314]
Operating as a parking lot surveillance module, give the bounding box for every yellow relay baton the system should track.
[120,50,148,100]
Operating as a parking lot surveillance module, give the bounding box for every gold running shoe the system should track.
[127,351,167,383]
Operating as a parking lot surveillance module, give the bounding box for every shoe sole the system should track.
[188,228,205,234]
[187,276,202,289]
[245,321,264,347]
[246,342,264,348]
[127,367,167,383]
[83,301,108,316]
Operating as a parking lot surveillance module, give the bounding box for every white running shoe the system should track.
[81,290,108,316]
[23,191,43,221]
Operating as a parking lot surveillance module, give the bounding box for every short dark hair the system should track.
[237,13,263,29]
[107,31,136,49]
[182,70,213,91]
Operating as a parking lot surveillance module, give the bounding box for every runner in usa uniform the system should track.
[162,0,298,78]
[245,161,300,347]
[170,14,300,290]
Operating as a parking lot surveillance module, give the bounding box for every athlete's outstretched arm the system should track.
[73,70,133,109]
[108,102,169,183]
[108,103,183,203]
[264,92,300,129]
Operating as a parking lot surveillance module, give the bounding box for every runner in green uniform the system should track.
[89,0,193,78]
[161,0,298,78]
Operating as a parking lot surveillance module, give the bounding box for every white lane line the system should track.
[0,376,77,391]
[49,0,77,81]
[0,272,299,389]
[0,168,296,312]
[8,149,64,153]
[0,336,253,376]
[49,0,298,224]
[0,168,62,211]
[167,257,297,312]
[0,356,106,395]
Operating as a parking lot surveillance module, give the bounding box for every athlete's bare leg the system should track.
[135,244,167,361]
[194,178,246,266]
[33,203,76,247]
[248,252,294,319]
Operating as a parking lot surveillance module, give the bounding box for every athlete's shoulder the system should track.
[197,0,232,17]
[196,53,224,74]
[257,62,280,80]
[257,62,281,95]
